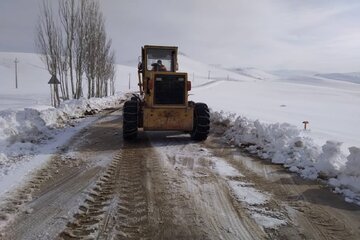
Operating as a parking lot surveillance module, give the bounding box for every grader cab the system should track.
[122,45,210,140]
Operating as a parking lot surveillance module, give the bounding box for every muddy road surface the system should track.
[0,109,359,239]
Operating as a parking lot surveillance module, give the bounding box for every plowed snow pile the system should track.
[211,111,360,205]
[0,96,121,162]
[0,95,124,198]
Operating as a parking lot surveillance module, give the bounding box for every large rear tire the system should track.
[190,103,210,141]
[123,100,138,140]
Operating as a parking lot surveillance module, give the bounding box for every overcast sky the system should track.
[1,0,360,72]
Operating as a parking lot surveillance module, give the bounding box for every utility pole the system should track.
[128,73,131,89]
[14,58,19,88]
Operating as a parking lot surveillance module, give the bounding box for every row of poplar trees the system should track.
[36,0,116,106]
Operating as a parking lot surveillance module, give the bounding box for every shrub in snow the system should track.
[210,110,235,125]
[59,98,92,119]
[315,141,346,178]
[333,147,360,194]
[284,137,320,179]
[344,147,360,177]
[210,110,235,134]
[40,108,68,128]
[253,121,301,162]
[0,153,8,165]
[336,175,360,194]
[59,96,121,119]
[225,116,257,144]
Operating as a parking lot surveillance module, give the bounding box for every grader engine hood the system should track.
[143,72,193,131]
[154,74,186,105]
[144,72,190,108]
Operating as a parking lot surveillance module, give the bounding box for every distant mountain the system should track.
[270,69,318,78]
[268,70,360,86]
[315,73,360,84]
[229,67,278,81]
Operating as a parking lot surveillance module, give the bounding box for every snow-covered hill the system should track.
[229,67,278,81]
[271,70,360,87]
[178,53,256,83]
[315,72,360,84]
[0,52,138,110]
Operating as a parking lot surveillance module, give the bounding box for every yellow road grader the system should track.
[122,45,210,140]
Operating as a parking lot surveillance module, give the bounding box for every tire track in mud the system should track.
[284,189,356,240]
[60,145,150,240]
[294,203,351,240]
[114,147,149,239]
[115,138,211,240]
[0,154,86,235]
[258,169,359,240]
[59,133,200,239]
[60,155,121,239]
[145,148,209,240]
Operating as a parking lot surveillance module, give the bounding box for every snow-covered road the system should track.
[0,108,359,240]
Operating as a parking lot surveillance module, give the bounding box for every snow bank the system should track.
[211,111,360,205]
[315,141,346,177]
[0,95,123,167]
[345,147,360,177]
[59,95,121,119]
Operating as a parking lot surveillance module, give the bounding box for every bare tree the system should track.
[82,0,115,98]
[36,0,116,103]
[35,0,61,106]
[59,0,76,99]
[83,0,99,98]
[109,57,116,96]
[99,49,116,97]
[73,0,89,99]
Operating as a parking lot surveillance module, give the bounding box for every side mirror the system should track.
[138,56,143,72]
[187,81,191,91]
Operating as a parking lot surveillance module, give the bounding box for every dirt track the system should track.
[0,108,359,239]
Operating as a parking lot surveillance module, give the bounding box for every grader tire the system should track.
[123,100,138,140]
[190,103,210,141]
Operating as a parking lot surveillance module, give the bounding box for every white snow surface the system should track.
[0,95,124,199]
[211,112,360,205]
[213,158,244,178]
[1,51,360,205]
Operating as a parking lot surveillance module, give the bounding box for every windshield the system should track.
[146,49,174,71]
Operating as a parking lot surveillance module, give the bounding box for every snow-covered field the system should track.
[1,51,360,204]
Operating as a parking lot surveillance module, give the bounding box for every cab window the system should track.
[146,49,174,71]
